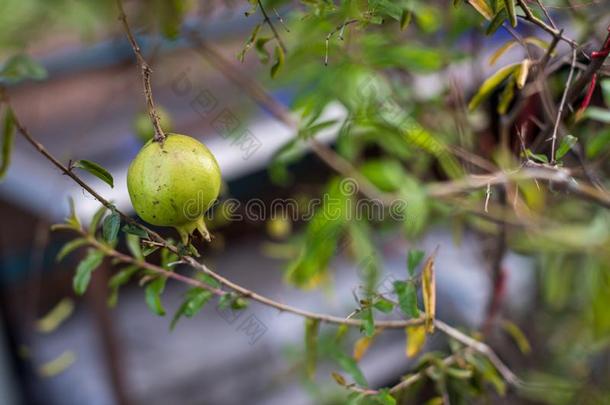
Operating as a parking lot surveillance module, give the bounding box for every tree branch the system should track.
[115,0,166,143]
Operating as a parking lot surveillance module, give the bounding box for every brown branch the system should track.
[115,0,166,143]
[3,92,424,329]
[565,26,610,104]
[550,47,577,164]
[516,0,578,47]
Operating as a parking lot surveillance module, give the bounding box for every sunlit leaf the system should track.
[468,0,494,20]
[353,336,373,361]
[503,0,517,27]
[469,63,520,110]
[422,251,437,333]
[502,320,532,354]
[38,351,76,378]
[556,134,578,160]
[36,298,74,333]
[516,59,531,89]
[405,324,426,357]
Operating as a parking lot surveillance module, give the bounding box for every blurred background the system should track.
[0,1,609,404]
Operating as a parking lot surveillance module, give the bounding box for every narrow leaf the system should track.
[126,234,143,260]
[468,0,494,20]
[72,159,114,188]
[405,324,427,358]
[0,107,15,180]
[56,238,87,262]
[503,0,517,27]
[394,281,419,318]
[88,205,107,236]
[107,265,140,307]
[305,318,320,379]
[400,9,412,30]
[516,59,531,89]
[353,336,373,361]
[422,251,437,333]
[145,277,167,316]
[333,351,368,387]
[469,63,520,110]
[407,250,425,276]
[270,45,284,78]
[102,211,120,244]
[488,41,517,66]
[502,320,531,354]
[556,134,578,159]
[170,288,213,330]
[36,298,74,333]
[122,223,148,238]
[73,250,104,295]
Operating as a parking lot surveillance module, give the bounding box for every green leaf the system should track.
[0,107,15,181]
[305,318,320,379]
[170,288,213,330]
[394,281,419,318]
[469,0,494,20]
[556,134,578,160]
[72,160,114,188]
[372,389,396,405]
[497,77,516,115]
[270,45,285,78]
[361,307,375,337]
[601,79,610,107]
[66,197,81,229]
[333,351,368,387]
[126,234,143,260]
[584,107,610,123]
[122,223,148,238]
[503,0,517,27]
[107,265,140,307]
[238,24,262,62]
[400,9,412,30]
[255,37,272,64]
[468,63,520,110]
[0,54,48,84]
[486,9,507,35]
[407,250,425,276]
[586,128,610,158]
[56,238,87,262]
[73,249,104,295]
[102,211,121,244]
[145,277,167,316]
[373,298,394,313]
[501,320,531,354]
[88,205,107,236]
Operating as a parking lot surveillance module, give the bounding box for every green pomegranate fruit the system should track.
[127,133,221,244]
[133,107,173,143]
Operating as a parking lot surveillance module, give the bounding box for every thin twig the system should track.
[516,0,578,47]
[257,0,287,53]
[550,46,577,164]
[534,0,558,30]
[115,0,166,143]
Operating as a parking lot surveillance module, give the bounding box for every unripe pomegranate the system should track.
[127,133,221,243]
